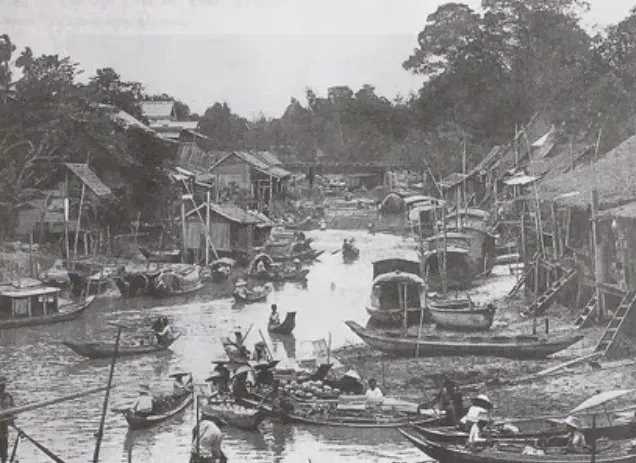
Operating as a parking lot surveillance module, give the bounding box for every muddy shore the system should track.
[332,295,635,419]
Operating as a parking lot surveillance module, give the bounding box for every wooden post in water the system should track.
[462,140,468,228]
[591,189,605,321]
[533,253,539,335]
[93,323,123,463]
[181,195,188,264]
[64,170,71,268]
[441,204,448,295]
[205,189,211,266]
[28,230,34,277]
[73,183,86,268]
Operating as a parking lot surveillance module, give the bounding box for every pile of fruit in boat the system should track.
[203,401,255,416]
[281,380,342,400]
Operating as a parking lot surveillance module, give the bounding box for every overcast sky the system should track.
[0,0,634,118]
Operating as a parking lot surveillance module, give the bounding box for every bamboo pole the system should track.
[205,189,211,266]
[73,183,86,268]
[442,204,448,295]
[258,329,274,361]
[181,196,187,264]
[462,140,468,227]
[28,230,33,277]
[327,333,332,365]
[0,385,118,421]
[93,325,123,463]
[64,171,70,268]
[182,181,219,261]
[533,253,539,334]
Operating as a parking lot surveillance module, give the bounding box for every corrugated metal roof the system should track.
[141,101,175,119]
[64,163,113,198]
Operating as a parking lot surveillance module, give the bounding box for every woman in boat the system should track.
[460,394,493,432]
[212,362,231,394]
[269,304,281,326]
[466,411,492,450]
[563,416,589,453]
[420,377,463,426]
[231,366,252,400]
[190,417,227,463]
[365,378,384,409]
[172,373,193,395]
[155,317,174,345]
[331,370,364,395]
[130,384,154,417]
[252,342,269,362]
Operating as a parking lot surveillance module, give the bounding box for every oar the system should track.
[331,249,341,255]
[243,323,255,341]
[0,384,118,421]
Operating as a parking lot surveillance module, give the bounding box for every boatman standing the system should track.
[0,376,14,463]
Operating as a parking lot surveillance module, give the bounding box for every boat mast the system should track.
[462,139,468,230]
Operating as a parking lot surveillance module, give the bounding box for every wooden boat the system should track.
[344,321,584,359]
[123,389,193,430]
[208,258,235,282]
[62,333,181,359]
[233,285,271,303]
[139,247,182,263]
[342,245,360,263]
[0,282,96,329]
[367,263,428,327]
[411,408,636,445]
[249,253,309,282]
[281,410,440,429]
[202,402,267,430]
[429,300,496,331]
[152,265,203,298]
[268,312,296,335]
[399,428,636,463]
[444,226,498,276]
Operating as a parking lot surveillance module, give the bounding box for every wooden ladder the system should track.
[574,294,598,329]
[508,263,533,298]
[594,291,636,358]
[525,268,577,317]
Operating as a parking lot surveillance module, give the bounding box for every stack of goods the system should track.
[281,380,342,401]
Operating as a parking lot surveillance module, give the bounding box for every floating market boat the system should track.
[429,299,496,331]
[139,247,182,263]
[268,311,296,335]
[202,401,267,430]
[399,428,636,463]
[281,409,440,429]
[233,283,271,303]
[248,253,309,282]
[208,258,235,282]
[366,258,428,327]
[115,265,203,299]
[62,334,181,359]
[0,282,95,329]
[122,389,193,429]
[263,240,324,263]
[344,321,583,359]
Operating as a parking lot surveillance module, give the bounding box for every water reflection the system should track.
[270,333,296,359]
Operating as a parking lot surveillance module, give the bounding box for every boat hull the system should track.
[0,296,95,329]
[124,392,193,429]
[399,428,636,463]
[268,312,296,335]
[202,404,266,430]
[62,334,181,359]
[233,287,270,303]
[345,321,583,359]
[366,306,427,327]
[429,306,495,331]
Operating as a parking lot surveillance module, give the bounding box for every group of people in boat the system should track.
[424,376,590,454]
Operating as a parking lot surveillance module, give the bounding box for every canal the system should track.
[1,229,446,463]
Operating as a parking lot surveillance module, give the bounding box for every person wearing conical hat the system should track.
[460,394,493,432]
[466,411,491,449]
[292,258,302,271]
[170,372,193,395]
[337,370,364,395]
[0,376,14,463]
[564,416,588,453]
[190,417,226,463]
[131,384,154,417]
[212,362,231,393]
[233,278,248,300]
[230,365,252,400]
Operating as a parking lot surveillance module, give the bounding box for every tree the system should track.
[87,67,145,120]
[198,102,248,150]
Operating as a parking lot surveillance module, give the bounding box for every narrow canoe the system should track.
[123,390,193,430]
[344,321,584,359]
[429,304,496,331]
[62,333,181,359]
[268,311,296,335]
[282,412,440,429]
[0,296,96,330]
[342,247,360,263]
[399,428,636,463]
[272,249,324,263]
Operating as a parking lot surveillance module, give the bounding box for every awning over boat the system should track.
[404,195,440,206]
[372,271,424,286]
[372,258,420,279]
[570,389,634,415]
[423,246,470,257]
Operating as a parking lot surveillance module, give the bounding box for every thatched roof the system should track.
[537,133,636,210]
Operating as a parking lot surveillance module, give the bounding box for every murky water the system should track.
[1,229,452,463]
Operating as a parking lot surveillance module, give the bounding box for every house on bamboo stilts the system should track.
[208,151,291,216]
[182,202,274,263]
[533,133,636,357]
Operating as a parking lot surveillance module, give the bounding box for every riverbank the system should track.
[331,295,630,419]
